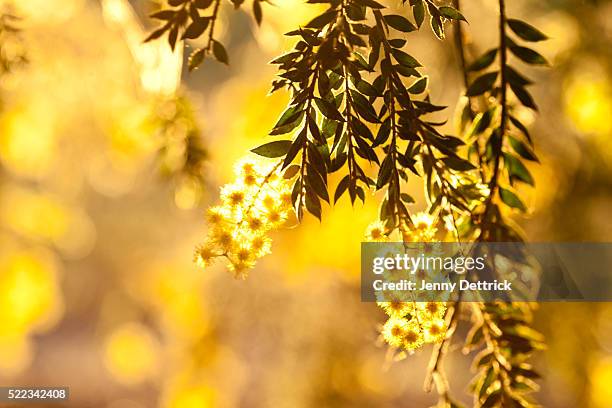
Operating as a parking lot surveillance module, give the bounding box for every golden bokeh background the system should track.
[0,0,611,406]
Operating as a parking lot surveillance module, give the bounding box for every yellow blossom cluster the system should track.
[194,158,293,278]
[365,213,448,353]
[378,296,447,353]
[402,212,437,242]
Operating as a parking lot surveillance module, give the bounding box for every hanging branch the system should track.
[145,0,263,70]
[143,0,557,406]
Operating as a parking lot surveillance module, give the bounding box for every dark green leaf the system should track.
[305,189,322,220]
[283,164,300,179]
[413,1,425,27]
[251,140,292,157]
[439,6,466,22]
[510,82,538,110]
[507,19,548,42]
[376,155,393,190]
[150,10,175,20]
[188,49,205,71]
[468,48,498,72]
[391,48,421,68]
[505,65,533,86]
[430,15,444,39]
[350,90,379,123]
[504,153,534,185]
[212,40,229,64]
[510,115,532,144]
[443,156,477,171]
[145,26,168,42]
[400,193,414,203]
[384,15,417,32]
[182,18,210,39]
[315,98,344,121]
[466,72,498,96]
[307,168,329,202]
[253,0,263,25]
[408,76,427,94]
[272,106,304,131]
[510,46,548,66]
[500,187,527,212]
[334,175,350,203]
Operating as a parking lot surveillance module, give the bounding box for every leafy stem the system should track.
[480,0,508,240]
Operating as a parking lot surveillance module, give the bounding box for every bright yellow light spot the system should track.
[0,187,95,261]
[4,0,85,23]
[174,178,201,210]
[278,195,378,282]
[164,385,216,408]
[565,72,612,136]
[0,250,63,334]
[0,187,68,242]
[0,105,57,179]
[103,322,160,385]
[127,264,211,341]
[591,355,612,408]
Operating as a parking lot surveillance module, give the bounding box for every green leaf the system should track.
[376,155,393,190]
[144,26,168,42]
[467,48,498,72]
[168,26,179,50]
[509,136,538,162]
[307,169,329,203]
[182,18,210,39]
[251,140,292,157]
[504,153,534,185]
[466,72,498,96]
[272,106,304,132]
[408,76,428,94]
[188,49,205,71]
[413,0,425,27]
[438,6,466,22]
[505,65,533,86]
[315,98,344,122]
[443,156,477,171]
[354,79,379,97]
[150,10,175,20]
[212,40,229,64]
[430,14,444,39]
[510,46,548,66]
[283,164,300,179]
[305,189,322,220]
[507,19,548,42]
[350,90,379,123]
[384,15,417,32]
[500,187,527,212]
[252,0,262,25]
[334,175,350,204]
[400,193,414,203]
[391,49,421,68]
[388,38,406,48]
[283,133,305,169]
[510,82,538,110]
[510,115,532,144]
